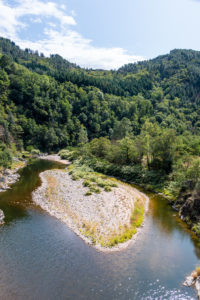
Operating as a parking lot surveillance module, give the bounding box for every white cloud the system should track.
[30,17,42,23]
[0,0,143,69]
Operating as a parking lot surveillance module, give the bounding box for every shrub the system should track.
[31,149,40,155]
[26,145,34,152]
[83,180,91,187]
[192,223,200,235]
[0,146,12,169]
[59,149,70,159]
[90,186,101,194]
[72,175,79,181]
[85,191,92,196]
[104,186,111,192]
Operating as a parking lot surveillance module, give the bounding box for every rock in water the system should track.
[0,209,5,224]
[183,275,195,287]
[195,277,200,299]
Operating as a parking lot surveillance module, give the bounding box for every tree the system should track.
[78,126,88,146]
[112,118,132,140]
[119,137,138,164]
[89,137,111,158]
[0,143,12,169]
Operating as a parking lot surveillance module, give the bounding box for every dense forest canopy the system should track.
[0,37,199,155]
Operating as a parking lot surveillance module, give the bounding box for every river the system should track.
[0,159,199,299]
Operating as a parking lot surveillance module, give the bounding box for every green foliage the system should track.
[192,223,200,236]
[0,37,199,202]
[31,149,40,155]
[77,126,88,146]
[67,163,118,195]
[58,149,71,160]
[58,149,78,160]
[0,143,12,169]
[106,199,144,247]
[0,37,200,155]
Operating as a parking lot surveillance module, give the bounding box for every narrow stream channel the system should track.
[0,159,199,299]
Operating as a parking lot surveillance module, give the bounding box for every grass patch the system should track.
[80,221,99,245]
[104,186,112,192]
[11,159,26,170]
[192,222,200,235]
[103,198,145,247]
[85,191,92,196]
[67,163,118,195]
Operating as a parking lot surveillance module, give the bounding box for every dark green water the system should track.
[0,159,199,299]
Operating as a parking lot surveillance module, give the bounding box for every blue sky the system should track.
[0,0,200,69]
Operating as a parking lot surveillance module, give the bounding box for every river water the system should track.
[0,159,199,299]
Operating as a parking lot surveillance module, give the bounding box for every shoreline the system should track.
[0,159,26,193]
[32,167,149,252]
[39,155,70,165]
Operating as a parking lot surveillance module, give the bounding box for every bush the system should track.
[21,151,31,158]
[192,223,200,235]
[31,149,40,155]
[83,180,91,187]
[104,186,111,192]
[90,186,101,194]
[0,147,12,169]
[26,145,34,152]
[85,191,92,196]
[58,149,71,159]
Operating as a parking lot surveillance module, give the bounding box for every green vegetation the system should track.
[192,223,200,236]
[60,124,199,203]
[0,37,199,235]
[0,38,200,156]
[67,163,118,195]
[0,142,12,169]
[106,198,144,247]
[78,185,145,248]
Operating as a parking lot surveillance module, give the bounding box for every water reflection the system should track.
[0,159,65,223]
[0,160,199,299]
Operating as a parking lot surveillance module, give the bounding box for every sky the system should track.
[0,0,200,69]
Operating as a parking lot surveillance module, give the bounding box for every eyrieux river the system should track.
[0,159,199,299]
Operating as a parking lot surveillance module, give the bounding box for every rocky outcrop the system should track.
[183,270,200,299]
[0,158,26,193]
[175,181,200,225]
[183,273,196,287]
[0,209,5,225]
[196,278,200,299]
[0,169,20,193]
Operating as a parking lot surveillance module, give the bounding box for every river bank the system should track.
[0,159,26,193]
[32,166,149,252]
[39,154,70,165]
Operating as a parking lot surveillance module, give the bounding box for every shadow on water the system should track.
[133,184,200,260]
[0,159,65,223]
[149,192,200,260]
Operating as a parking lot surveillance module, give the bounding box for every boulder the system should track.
[195,277,200,299]
[183,275,195,287]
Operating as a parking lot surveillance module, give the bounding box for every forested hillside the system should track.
[0,37,200,232]
[0,37,199,152]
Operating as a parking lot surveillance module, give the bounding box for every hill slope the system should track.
[0,37,199,152]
